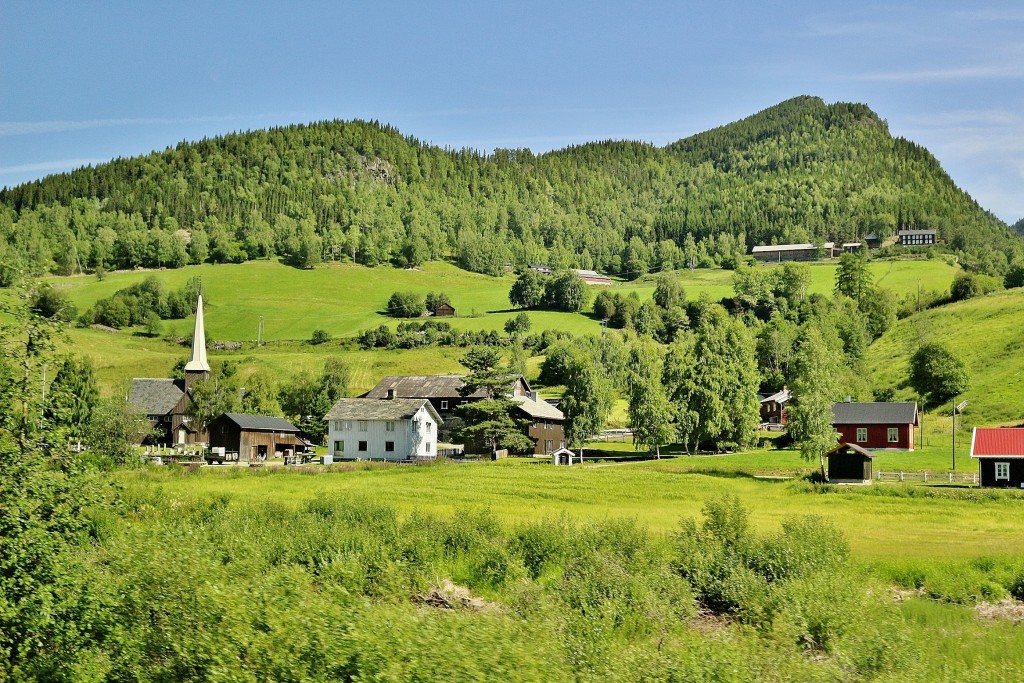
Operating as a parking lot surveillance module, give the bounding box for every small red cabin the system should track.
[970,427,1024,488]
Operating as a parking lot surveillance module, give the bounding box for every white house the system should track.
[323,395,442,461]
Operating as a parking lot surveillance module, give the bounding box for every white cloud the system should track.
[848,64,1024,83]
[0,158,109,174]
[0,113,309,137]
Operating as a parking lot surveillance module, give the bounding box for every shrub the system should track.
[386,290,425,318]
[309,328,331,345]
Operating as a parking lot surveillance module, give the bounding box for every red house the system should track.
[970,428,1024,488]
[832,401,918,450]
[759,386,791,427]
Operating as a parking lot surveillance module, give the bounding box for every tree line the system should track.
[2,97,1019,286]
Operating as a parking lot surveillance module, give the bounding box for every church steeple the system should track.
[183,293,210,389]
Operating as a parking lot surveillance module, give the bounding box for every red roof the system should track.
[970,428,1024,458]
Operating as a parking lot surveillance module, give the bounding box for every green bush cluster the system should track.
[77,275,203,329]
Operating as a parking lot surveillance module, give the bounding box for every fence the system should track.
[876,470,978,484]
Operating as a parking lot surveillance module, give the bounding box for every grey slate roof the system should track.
[129,378,185,416]
[832,402,918,425]
[222,413,300,433]
[364,374,529,401]
[323,397,443,423]
[513,396,565,421]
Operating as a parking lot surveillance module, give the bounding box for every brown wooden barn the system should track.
[824,442,875,484]
[832,401,918,450]
[433,302,456,317]
[207,413,312,462]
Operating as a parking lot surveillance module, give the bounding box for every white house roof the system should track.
[323,397,442,424]
[751,242,835,253]
[760,387,792,404]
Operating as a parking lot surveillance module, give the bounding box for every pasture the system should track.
[130,454,1023,562]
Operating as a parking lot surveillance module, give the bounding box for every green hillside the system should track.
[3,96,1018,285]
[867,288,1024,426]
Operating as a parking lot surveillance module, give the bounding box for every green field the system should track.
[618,257,959,302]
[867,287,1024,427]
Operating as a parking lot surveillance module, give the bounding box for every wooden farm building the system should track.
[824,443,875,484]
[513,395,566,455]
[970,428,1024,488]
[832,401,918,450]
[897,229,936,247]
[207,413,312,461]
[751,242,836,262]
[433,302,456,317]
[128,294,211,446]
[759,386,791,427]
[573,269,612,285]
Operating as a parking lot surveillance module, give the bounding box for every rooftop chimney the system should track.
[846,395,852,403]
[386,388,395,400]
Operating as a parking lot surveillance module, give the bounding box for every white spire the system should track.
[184,293,210,373]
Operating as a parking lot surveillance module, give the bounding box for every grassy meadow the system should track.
[866,287,1024,427]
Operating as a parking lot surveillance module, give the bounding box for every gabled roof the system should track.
[513,396,565,421]
[832,402,918,425]
[824,442,875,459]
[970,428,1024,458]
[221,413,300,433]
[129,378,185,416]
[364,374,530,401]
[760,388,792,404]
[323,397,443,423]
[898,228,936,236]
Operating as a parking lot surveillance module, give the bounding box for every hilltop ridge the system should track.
[0,96,1017,282]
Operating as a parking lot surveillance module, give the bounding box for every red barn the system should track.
[970,428,1024,488]
[832,401,918,450]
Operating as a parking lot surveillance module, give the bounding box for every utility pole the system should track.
[257,316,264,346]
[952,399,968,471]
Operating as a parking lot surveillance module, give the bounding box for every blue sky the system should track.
[2,1,1022,222]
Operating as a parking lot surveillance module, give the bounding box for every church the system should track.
[128,294,211,446]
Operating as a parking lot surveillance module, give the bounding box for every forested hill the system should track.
[0,96,1018,281]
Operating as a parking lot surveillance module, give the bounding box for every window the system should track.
[887,428,899,443]
[426,442,431,453]
[342,421,352,431]
[427,422,432,433]
[334,440,344,454]
[358,441,367,452]
[385,441,395,452]
[856,428,868,443]
[358,421,368,432]
[995,462,1010,481]
[385,421,395,432]
[440,400,448,410]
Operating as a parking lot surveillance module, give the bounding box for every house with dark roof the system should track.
[207,413,311,462]
[759,386,791,427]
[970,427,1024,488]
[832,401,918,450]
[128,294,211,446]
[897,228,937,247]
[824,442,875,484]
[324,396,442,461]
[512,395,566,455]
[751,242,836,262]
[363,374,531,421]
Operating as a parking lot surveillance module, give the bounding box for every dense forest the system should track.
[1,96,1018,282]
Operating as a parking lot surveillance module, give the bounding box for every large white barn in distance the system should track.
[324,394,442,461]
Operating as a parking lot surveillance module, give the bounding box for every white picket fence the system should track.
[876,470,977,484]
